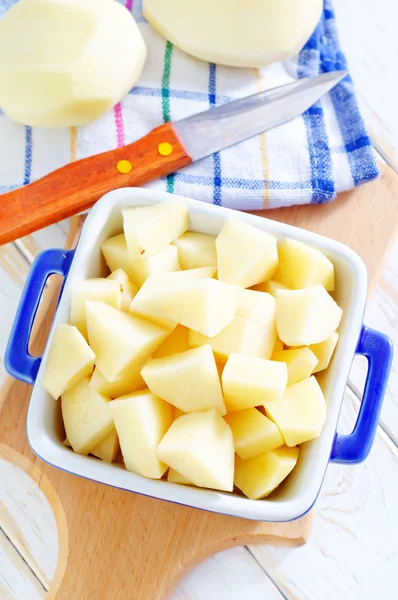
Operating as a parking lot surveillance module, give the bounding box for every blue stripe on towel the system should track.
[298,24,335,204]
[23,126,33,185]
[320,1,379,186]
[209,63,222,206]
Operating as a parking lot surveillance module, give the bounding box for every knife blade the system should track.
[0,70,347,245]
[175,70,347,160]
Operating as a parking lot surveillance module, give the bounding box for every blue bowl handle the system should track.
[5,249,74,385]
[330,325,393,464]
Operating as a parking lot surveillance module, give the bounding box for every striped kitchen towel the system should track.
[0,0,379,211]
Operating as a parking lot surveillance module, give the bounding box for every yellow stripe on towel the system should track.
[255,69,270,208]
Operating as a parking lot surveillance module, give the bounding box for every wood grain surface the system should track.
[0,123,191,245]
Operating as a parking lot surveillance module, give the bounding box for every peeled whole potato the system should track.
[0,0,146,127]
[144,0,322,68]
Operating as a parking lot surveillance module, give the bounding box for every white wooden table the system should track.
[1,2,398,597]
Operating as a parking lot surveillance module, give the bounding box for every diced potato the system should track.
[216,219,278,288]
[86,301,168,381]
[188,288,276,362]
[129,244,181,288]
[273,347,318,385]
[224,408,283,459]
[310,332,339,373]
[189,314,277,364]
[157,410,234,491]
[102,234,181,289]
[122,198,189,260]
[90,428,119,463]
[129,267,216,330]
[70,278,122,338]
[234,446,299,500]
[167,468,192,485]
[152,325,190,358]
[271,339,284,359]
[109,390,173,478]
[101,234,137,281]
[61,378,113,455]
[107,268,137,311]
[42,324,95,400]
[172,231,217,269]
[264,376,327,446]
[235,289,275,319]
[274,238,334,291]
[276,285,343,346]
[251,280,289,296]
[145,278,238,337]
[141,345,226,414]
[173,407,186,420]
[222,354,287,411]
[90,366,145,399]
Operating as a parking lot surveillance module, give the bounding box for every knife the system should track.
[0,70,347,245]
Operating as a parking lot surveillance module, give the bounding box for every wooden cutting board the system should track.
[0,163,397,600]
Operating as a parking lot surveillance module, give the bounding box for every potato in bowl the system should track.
[5,189,390,522]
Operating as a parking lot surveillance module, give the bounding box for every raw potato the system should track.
[70,278,122,339]
[276,285,343,346]
[144,0,321,68]
[172,232,217,270]
[101,235,138,282]
[61,378,114,455]
[189,289,277,362]
[42,324,95,399]
[251,280,289,296]
[86,301,168,381]
[102,234,181,288]
[224,408,284,459]
[167,469,192,485]
[122,198,189,260]
[310,332,339,373]
[234,446,299,500]
[271,339,284,359]
[264,376,327,446]
[273,347,319,385]
[216,219,278,288]
[222,354,287,411]
[107,269,137,311]
[157,410,235,492]
[109,390,173,478]
[90,428,119,463]
[146,278,238,337]
[141,345,226,415]
[173,407,186,420]
[129,267,216,329]
[127,245,181,288]
[152,325,190,358]
[274,238,335,291]
[0,0,146,127]
[90,367,145,399]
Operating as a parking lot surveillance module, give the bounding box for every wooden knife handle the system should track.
[0,122,192,245]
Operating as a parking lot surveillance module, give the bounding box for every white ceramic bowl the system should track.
[5,189,393,521]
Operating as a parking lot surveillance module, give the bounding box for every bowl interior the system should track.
[28,189,367,521]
